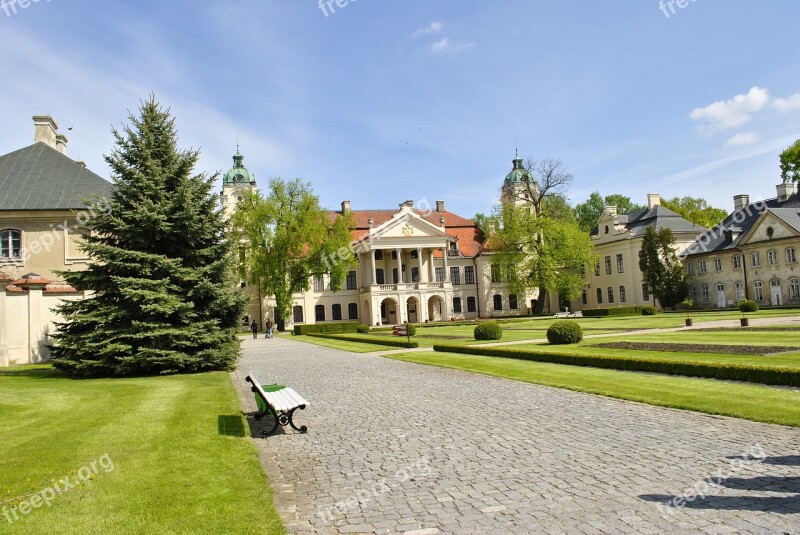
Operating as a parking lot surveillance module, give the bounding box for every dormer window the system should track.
[448,242,458,255]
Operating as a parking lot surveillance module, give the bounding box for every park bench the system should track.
[571,311,583,318]
[245,374,309,436]
[554,311,570,318]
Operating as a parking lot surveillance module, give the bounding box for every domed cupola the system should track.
[223,149,256,185]
[503,151,531,188]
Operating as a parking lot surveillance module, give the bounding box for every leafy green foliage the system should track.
[638,227,688,310]
[574,192,643,233]
[739,300,759,313]
[581,306,645,317]
[780,139,800,185]
[234,179,355,330]
[50,97,247,377]
[546,321,583,344]
[405,323,417,335]
[356,324,371,333]
[474,321,503,340]
[660,196,727,229]
[641,306,657,316]
[293,322,360,335]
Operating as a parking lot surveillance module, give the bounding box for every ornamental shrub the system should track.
[356,324,370,334]
[405,323,417,335]
[547,321,583,345]
[641,306,657,316]
[474,321,503,340]
[739,300,759,313]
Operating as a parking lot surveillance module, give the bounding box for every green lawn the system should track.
[292,334,392,352]
[0,365,283,534]
[387,351,800,427]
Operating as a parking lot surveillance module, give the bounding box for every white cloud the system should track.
[413,22,443,37]
[725,132,759,147]
[428,38,476,56]
[773,93,800,112]
[689,86,770,132]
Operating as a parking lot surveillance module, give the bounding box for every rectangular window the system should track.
[701,284,710,303]
[619,286,626,303]
[687,261,693,275]
[604,256,612,275]
[464,266,475,284]
[787,248,797,263]
[435,267,444,282]
[491,265,501,283]
[453,297,462,313]
[594,261,600,277]
[313,275,324,292]
[688,286,696,300]
[467,296,477,312]
[346,270,357,290]
[293,306,304,323]
[790,278,800,300]
[493,294,503,310]
[392,268,399,284]
[411,267,419,282]
[374,250,383,260]
[348,302,358,320]
[332,304,342,321]
[581,289,588,305]
[753,280,763,301]
[751,252,760,267]
[733,255,743,269]
[714,258,722,272]
[642,284,650,302]
[596,288,603,304]
[735,282,744,302]
[768,250,778,265]
[410,249,418,259]
[509,294,518,309]
[616,254,624,273]
[375,269,385,285]
[698,260,707,273]
[607,287,614,304]
[450,267,461,285]
[315,304,325,321]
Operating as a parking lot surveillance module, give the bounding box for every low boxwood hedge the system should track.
[581,306,643,317]
[293,322,360,335]
[308,333,418,348]
[430,344,800,387]
[641,306,657,316]
[356,324,370,333]
[546,321,583,344]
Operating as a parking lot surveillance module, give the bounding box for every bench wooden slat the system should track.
[263,387,309,412]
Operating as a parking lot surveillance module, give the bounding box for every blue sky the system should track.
[1,0,799,218]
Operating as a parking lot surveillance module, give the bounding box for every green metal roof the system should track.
[0,142,113,210]
[503,152,531,186]
[222,150,256,185]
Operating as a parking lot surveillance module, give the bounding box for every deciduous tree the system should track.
[660,196,725,229]
[638,226,688,310]
[779,138,800,185]
[574,192,643,233]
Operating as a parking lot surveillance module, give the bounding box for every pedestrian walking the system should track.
[250,320,258,339]
[265,318,273,339]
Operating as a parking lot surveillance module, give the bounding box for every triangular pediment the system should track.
[739,211,800,245]
[371,211,448,240]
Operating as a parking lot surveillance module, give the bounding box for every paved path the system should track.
[233,336,800,534]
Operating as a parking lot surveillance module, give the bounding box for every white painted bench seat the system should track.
[245,374,309,436]
[262,387,309,413]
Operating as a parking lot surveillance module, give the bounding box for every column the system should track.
[371,250,377,285]
[442,245,450,282]
[0,275,9,367]
[395,248,403,284]
[429,250,436,282]
[417,247,424,283]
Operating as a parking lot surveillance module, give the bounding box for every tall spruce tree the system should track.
[51,97,247,376]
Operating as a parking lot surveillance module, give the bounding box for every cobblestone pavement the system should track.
[233,336,800,534]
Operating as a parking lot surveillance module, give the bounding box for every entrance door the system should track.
[770,280,782,306]
[716,284,726,308]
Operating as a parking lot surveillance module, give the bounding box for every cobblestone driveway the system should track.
[233,337,800,534]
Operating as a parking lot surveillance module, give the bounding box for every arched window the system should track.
[581,289,587,305]
[493,294,503,310]
[348,302,358,319]
[0,229,21,260]
[315,305,325,322]
[596,288,603,304]
[787,248,797,264]
[607,287,614,304]
[619,286,626,303]
[467,296,476,312]
[509,294,518,310]
[453,297,462,313]
[753,280,763,301]
[332,304,342,321]
[789,277,800,300]
[293,306,304,323]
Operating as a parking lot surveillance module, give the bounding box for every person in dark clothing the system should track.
[251,320,258,339]
[265,318,273,339]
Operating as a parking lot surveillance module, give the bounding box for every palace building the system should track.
[224,151,552,329]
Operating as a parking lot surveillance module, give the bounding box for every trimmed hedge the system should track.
[430,344,800,387]
[308,333,418,348]
[581,306,643,317]
[547,321,583,344]
[405,323,417,336]
[739,300,759,313]
[356,324,370,333]
[641,306,657,316]
[293,322,360,335]
[474,321,503,341]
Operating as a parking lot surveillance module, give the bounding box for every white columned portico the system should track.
[370,250,377,285]
[395,248,402,284]
[442,245,450,282]
[429,250,436,281]
[417,247,424,282]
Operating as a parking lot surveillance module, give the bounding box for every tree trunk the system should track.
[534,287,548,315]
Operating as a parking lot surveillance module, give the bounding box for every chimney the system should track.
[776,183,795,202]
[646,193,660,209]
[606,205,617,216]
[733,194,749,211]
[33,115,58,149]
[436,200,445,212]
[55,133,68,154]
[341,200,351,213]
